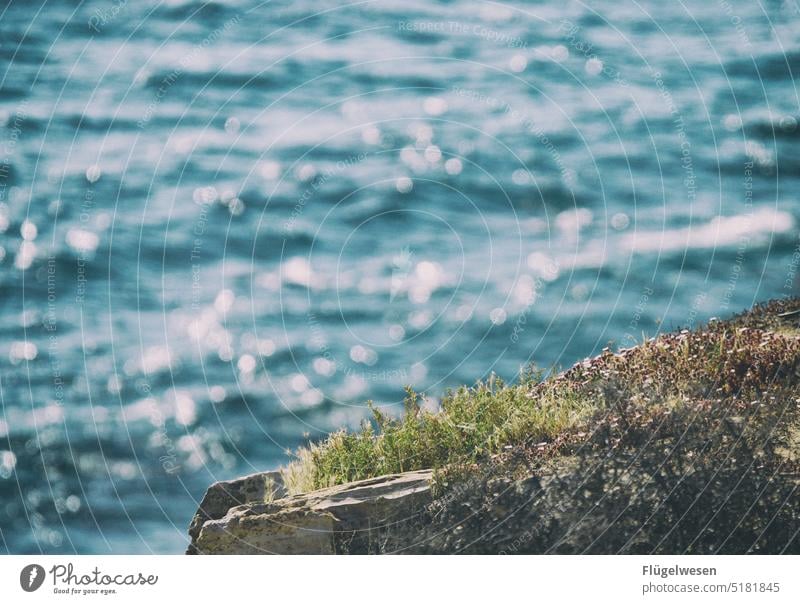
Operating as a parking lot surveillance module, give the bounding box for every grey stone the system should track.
[186,470,286,553]
[188,469,433,554]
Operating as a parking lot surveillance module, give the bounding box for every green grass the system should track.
[281,297,800,496]
[282,377,593,494]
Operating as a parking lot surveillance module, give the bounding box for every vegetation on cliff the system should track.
[283,299,800,491]
[260,299,800,552]
[281,377,592,494]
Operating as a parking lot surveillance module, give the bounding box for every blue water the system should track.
[0,0,798,553]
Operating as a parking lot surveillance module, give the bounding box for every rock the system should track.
[189,469,433,554]
[186,470,286,553]
[196,508,338,554]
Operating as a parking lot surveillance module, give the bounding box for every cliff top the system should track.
[189,298,800,554]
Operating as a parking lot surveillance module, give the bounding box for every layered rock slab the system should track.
[188,469,433,554]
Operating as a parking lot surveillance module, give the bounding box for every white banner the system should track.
[0,555,796,603]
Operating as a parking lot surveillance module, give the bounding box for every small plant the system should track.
[281,372,594,493]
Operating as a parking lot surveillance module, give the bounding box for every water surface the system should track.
[0,0,798,552]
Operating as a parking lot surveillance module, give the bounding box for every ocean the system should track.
[0,0,798,552]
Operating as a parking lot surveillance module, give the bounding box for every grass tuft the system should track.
[281,377,593,493]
